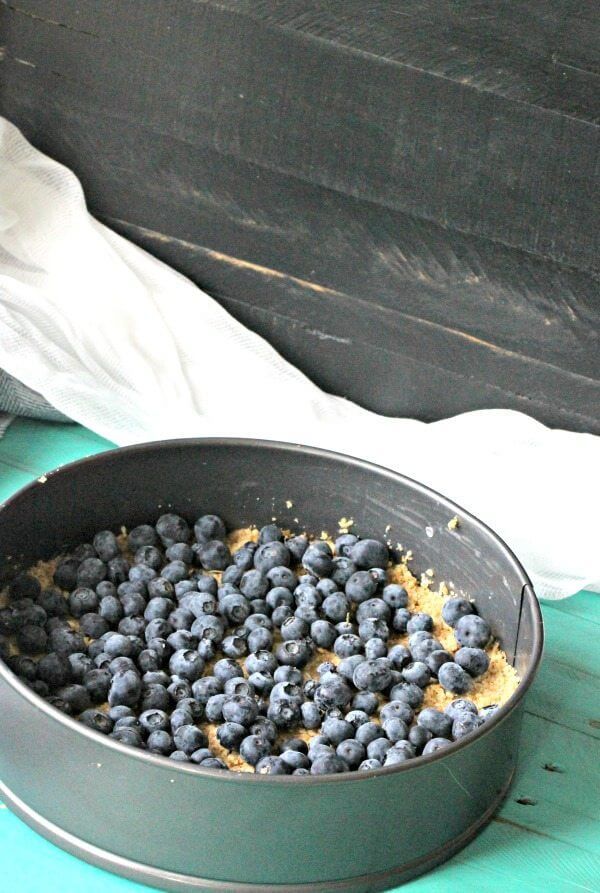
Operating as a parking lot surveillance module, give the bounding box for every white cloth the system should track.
[0,117,598,600]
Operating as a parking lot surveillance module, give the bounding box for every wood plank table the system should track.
[0,418,598,892]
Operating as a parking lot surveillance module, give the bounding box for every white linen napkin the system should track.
[0,117,598,600]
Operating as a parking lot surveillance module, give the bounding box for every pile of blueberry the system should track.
[0,514,498,775]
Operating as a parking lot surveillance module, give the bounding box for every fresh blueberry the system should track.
[107,556,131,586]
[155,514,190,547]
[128,525,158,551]
[16,624,47,653]
[406,613,434,634]
[366,737,392,762]
[345,571,377,604]
[316,578,338,599]
[417,707,453,738]
[267,700,301,729]
[335,533,358,556]
[321,592,351,623]
[49,626,86,657]
[401,661,431,687]
[240,570,269,600]
[189,747,213,764]
[69,587,98,618]
[79,708,114,735]
[84,668,112,702]
[452,715,482,740]
[355,721,385,746]
[454,647,490,677]
[174,724,208,754]
[56,683,91,714]
[382,717,409,743]
[194,575,219,596]
[444,698,478,719]
[191,614,226,645]
[356,598,391,623]
[441,597,474,627]
[358,758,382,771]
[364,638,387,659]
[422,737,452,755]
[285,535,308,562]
[322,717,355,745]
[407,724,432,752]
[233,547,255,572]
[302,545,333,578]
[240,734,272,766]
[245,650,278,676]
[330,557,357,588]
[68,652,94,681]
[334,634,363,659]
[194,514,226,543]
[216,721,246,750]
[222,694,259,727]
[213,657,245,683]
[146,729,174,754]
[384,741,416,765]
[53,558,81,591]
[301,702,322,729]
[275,639,311,668]
[380,699,414,725]
[392,608,412,633]
[382,584,408,609]
[437,662,472,694]
[254,542,291,573]
[198,541,231,571]
[314,676,353,710]
[255,756,291,775]
[352,658,393,693]
[310,753,348,775]
[247,628,273,653]
[294,584,322,610]
[334,739,364,768]
[358,618,389,643]
[93,530,120,562]
[281,616,309,641]
[349,539,388,570]
[409,635,444,662]
[99,596,124,626]
[426,650,453,675]
[77,558,107,589]
[454,615,491,649]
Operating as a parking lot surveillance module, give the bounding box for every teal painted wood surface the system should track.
[0,419,598,893]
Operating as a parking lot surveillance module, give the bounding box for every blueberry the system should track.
[322,717,355,745]
[356,599,390,623]
[49,626,86,657]
[343,711,370,731]
[422,737,452,755]
[194,575,219,596]
[77,558,107,589]
[392,609,411,633]
[417,707,453,738]
[294,584,321,610]
[84,668,112,702]
[337,655,365,682]
[302,545,333,578]
[406,613,434,634]
[159,561,187,585]
[8,655,38,682]
[37,588,69,619]
[349,539,388,570]
[56,683,91,714]
[383,741,416,765]
[211,657,243,684]
[222,564,244,587]
[79,708,114,735]
[363,638,387,660]
[104,633,134,659]
[240,570,269,600]
[120,593,147,618]
[9,572,41,602]
[426,650,453,675]
[189,747,213,764]
[441,597,475,627]
[194,514,226,543]
[247,628,273,652]
[280,750,311,771]
[266,587,293,612]
[454,647,490,677]
[335,533,358,556]
[308,619,336,649]
[198,541,231,571]
[146,729,174,754]
[380,699,414,725]
[334,634,363,658]
[245,614,273,632]
[256,524,281,545]
[220,594,251,625]
[345,571,377,604]
[275,639,311,668]
[310,754,348,775]
[108,669,142,708]
[301,702,322,729]
[336,739,365,768]
[155,513,190,547]
[316,578,338,598]
[266,566,297,591]
[452,715,482,740]
[96,581,117,600]
[169,750,190,762]
[358,618,389,643]
[330,557,357,587]
[68,652,94,682]
[80,613,110,639]
[254,542,291,573]
[69,587,98,618]
[285,535,308,562]
[270,679,303,704]
[437,662,472,694]
[382,584,408,609]
[53,558,80,591]
[16,624,47,653]
[245,650,277,675]
[352,658,393,693]
[191,614,226,644]
[407,724,432,752]
[99,596,123,626]
[138,708,169,734]
[93,530,120,562]
[107,556,131,586]
[454,614,492,649]
[216,721,245,751]
[127,525,158,551]
[250,716,278,743]
[295,604,319,625]
[198,757,228,770]
[219,635,247,660]
[280,616,309,641]
[358,758,382,771]
[401,661,431,688]
[355,721,384,746]
[314,676,353,710]
[444,698,478,720]
[237,733,271,766]
[256,756,291,775]
[366,737,392,762]
[267,699,301,728]
[321,592,351,623]
[409,635,444,662]
[317,661,338,677]
[222,694,259,726]
[205,693,227,723]
[174,724,208,755]
[73,544,97,562]
[382,717,409,743]
[246,672,273,696]
[233,547,255,571]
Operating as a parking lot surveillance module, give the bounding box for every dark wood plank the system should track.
[101,218,600,432]
[2,0,599,273]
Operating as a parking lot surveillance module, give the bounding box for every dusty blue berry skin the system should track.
[108,669,142,708]
[441,597,474,627]
[256,756,291,775]
[384,741,416,765]
[216,721,246,750]
[321,717,355,745]
[422,737,452,755]
[417,707,453,738]
[335,534,358,557]
[382,584,408,609]
[452,715,483,740]
[336,739,366,768]
[445,698,478,719]
[454,614,491,649]
[455,647,490,677]
[352,658,393,693]
[174,724,208,755]
[301,545,334,578]
[367,737,392,763]
[380,700,414,725]
[254,542,291,574]
[392,609,412,634]
[408,724,432,752]
[406,613,434,634]
[194,514,227,543]
[349,539,389,570]
[310,753,349,775]
[240,734,272,766]
[437,662,472,695]
[355,721,385,746]
[345,571,377,604]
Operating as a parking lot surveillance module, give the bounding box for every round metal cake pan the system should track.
[0,439,543,892]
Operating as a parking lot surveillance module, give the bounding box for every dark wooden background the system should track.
[1,0,599,431]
